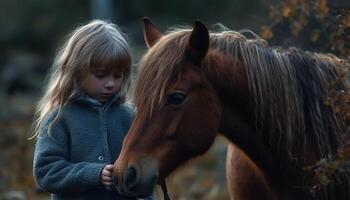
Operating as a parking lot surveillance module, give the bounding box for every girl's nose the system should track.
[105,78,115,89]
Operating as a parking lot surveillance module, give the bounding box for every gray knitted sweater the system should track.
[33,93,136,200]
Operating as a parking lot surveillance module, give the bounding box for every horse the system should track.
[113,18,350,199]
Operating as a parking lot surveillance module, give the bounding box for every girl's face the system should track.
[80,66,123,103]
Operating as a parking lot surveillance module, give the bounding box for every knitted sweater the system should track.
[33,93,138,200]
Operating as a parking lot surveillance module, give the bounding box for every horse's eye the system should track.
[166,92,186,106]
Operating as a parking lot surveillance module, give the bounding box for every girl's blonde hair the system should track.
[31,19,132,138]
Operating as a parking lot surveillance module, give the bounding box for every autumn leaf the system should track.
[260,26,274,39]
[291,21,303,37]
[314,0,328,20]
[282,5,293,17]
[310,30,320,42]
[318,175,330,186]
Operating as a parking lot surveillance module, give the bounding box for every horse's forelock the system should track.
[134,29,192,115]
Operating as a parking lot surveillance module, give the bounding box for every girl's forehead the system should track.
[90,65,123,73]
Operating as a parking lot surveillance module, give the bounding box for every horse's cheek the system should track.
[181,109,218,154]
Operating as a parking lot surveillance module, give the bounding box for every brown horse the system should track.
[113,18,349,199]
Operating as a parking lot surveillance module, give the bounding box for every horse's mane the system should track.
[135,25,349,163]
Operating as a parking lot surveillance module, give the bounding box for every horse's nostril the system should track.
[125,166,138,189]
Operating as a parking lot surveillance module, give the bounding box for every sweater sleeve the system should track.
[33,114,106,194]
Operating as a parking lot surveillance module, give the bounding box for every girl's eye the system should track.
[94,72,105,78]
[165,92,187,106]
[114,74,123,79]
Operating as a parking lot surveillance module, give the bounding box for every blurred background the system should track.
[0,0,349,199]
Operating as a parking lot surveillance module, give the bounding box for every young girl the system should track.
[33,20,152,200]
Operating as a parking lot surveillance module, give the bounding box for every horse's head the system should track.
[113,18,221,197]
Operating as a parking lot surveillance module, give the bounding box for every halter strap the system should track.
[159,178,171,200]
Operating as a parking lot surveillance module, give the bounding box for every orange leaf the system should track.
[282,5,292,17]
[260,26,274,39]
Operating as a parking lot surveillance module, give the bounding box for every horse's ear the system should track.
[143,17,162,48]
[185,21,209,66]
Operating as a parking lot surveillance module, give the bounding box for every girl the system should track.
[32,20,152,200]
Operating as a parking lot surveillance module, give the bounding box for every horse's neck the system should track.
[218,103,272,165]
[203,51,271,166]
[204,50,317,196]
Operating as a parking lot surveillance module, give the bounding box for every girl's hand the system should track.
[101,164,114,186]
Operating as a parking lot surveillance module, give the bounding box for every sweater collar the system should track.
[71,91,121,108]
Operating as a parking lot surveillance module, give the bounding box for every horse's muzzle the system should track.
[114,156,159,198]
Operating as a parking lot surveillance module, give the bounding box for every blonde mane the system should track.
[135,26,349,161]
